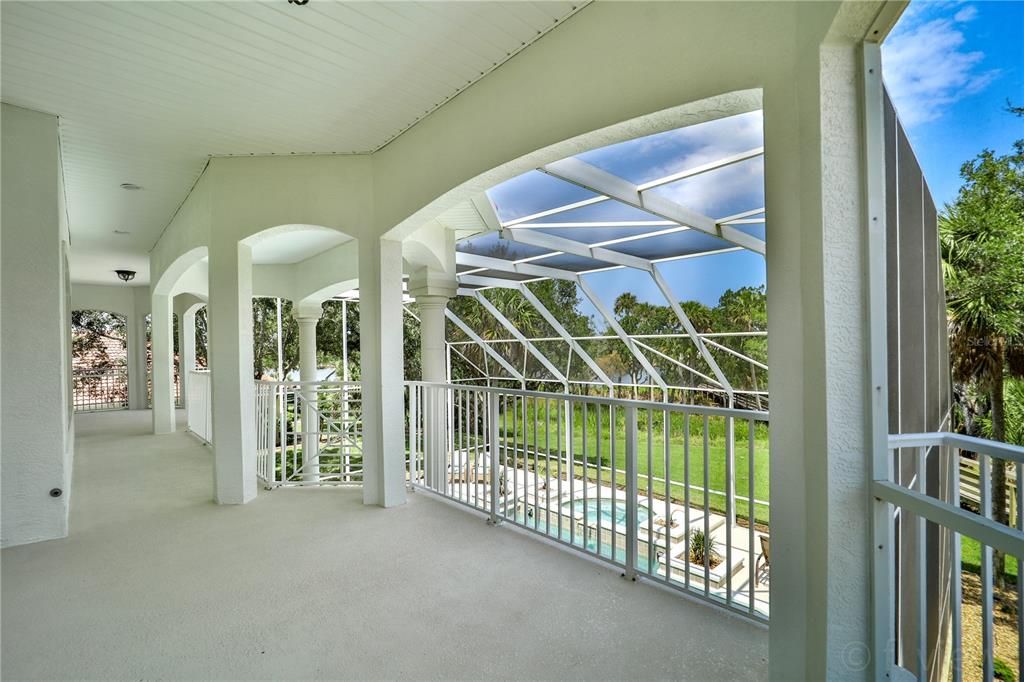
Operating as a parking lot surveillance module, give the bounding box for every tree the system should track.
[194,307,208,368]
[251,298,299,380]
[446,279,593,387]
[941,141,1024,584]
[316,299,361,379]
[981,378,1024,448]
[71,310,127,368]
[714,286,768,408]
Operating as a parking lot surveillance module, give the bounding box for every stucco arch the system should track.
[153,246,208,297]
[381,89,761,242]
[239,222,340,248]
[210,154,373,244]
[402,219,453,274]
[295,279,359,312]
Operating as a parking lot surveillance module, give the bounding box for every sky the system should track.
[478,1,1023,330]
[881,1,1024,208]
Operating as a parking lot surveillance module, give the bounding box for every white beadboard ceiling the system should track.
[0,1,584,286]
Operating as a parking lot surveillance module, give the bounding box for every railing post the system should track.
[488,391,501,525]
[980,452,994,682]
[726,414,736,529]
[624,404,638,581]
[424,384,446,491]
[408,384,418,488]
[952,444,963,681]
[278,383,287,485]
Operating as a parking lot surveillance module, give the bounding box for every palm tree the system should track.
[715,286,767,409]
[941,146,1024,585]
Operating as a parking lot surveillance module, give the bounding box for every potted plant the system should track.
[689,528,722,570]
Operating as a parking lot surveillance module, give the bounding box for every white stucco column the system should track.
[151,292,175,434]
[295,307,322,482]
[208,241,257,505]
[128,287,149,410]
[763,26,879,680]
[416,295,449,381]
[411,291,451,489]
[359,236,406,507]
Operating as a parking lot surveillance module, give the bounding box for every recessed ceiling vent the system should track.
[119,183,142,191]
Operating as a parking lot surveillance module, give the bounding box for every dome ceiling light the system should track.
[115,269,136,282]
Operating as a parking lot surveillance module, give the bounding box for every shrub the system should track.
[689,528,720,567]
[993,657,1016,682]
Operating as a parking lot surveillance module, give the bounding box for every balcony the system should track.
[5,2,1023,678]
[1,409,768,680]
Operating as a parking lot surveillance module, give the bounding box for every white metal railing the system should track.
[254,380,363,487]
[72,366,129,412]
[146,372,183,409]
[874,432,1024,681]
[406,381,770,621]
[186,370,212,443]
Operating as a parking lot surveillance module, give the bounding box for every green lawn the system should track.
[282,396,772,524]
[961,536,1019,584]
[483,399,771,525]
[275,444,362,480]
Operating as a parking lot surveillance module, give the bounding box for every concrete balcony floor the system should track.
[2,410,767,680]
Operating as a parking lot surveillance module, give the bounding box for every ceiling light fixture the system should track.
[287,0,309,4]
[115,270,136,282]
[119,183,142,190]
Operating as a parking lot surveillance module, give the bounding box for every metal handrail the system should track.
[406,380,768,420]
[875,430,1024,681]
[255,379,361,388]
[888,431,1024,464]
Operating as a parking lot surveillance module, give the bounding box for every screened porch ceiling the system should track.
[399,111,769,405]
[453,110,766,291]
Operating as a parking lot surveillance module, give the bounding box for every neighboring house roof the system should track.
[72,334,127,371]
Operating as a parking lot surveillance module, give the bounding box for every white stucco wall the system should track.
[1,103,74,548]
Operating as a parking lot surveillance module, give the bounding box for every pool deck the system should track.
[444,462,771,616]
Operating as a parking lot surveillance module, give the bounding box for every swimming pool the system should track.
[561,498,651,527]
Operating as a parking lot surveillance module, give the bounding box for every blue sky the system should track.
[483,111,767,324]
[881,1,1024,208]
[480,1,1022,329]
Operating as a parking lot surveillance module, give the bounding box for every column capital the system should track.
[408,266,457,300]
[292,301,324,323]
[414,294,451,310]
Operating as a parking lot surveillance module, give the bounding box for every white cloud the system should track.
[575,111,766,218]
[653,156,765,220]
[953,5,977,22]
[882,3,998,126]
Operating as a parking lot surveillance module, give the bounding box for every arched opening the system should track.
[400,101,772,617]
[71,309,129,412]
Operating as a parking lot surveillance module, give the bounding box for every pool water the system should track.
[510,511,647,565]
[561,499,651,527]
